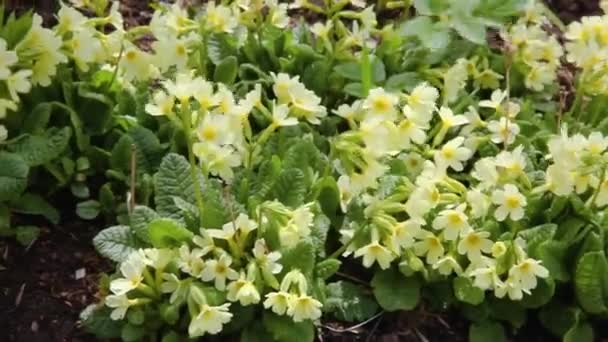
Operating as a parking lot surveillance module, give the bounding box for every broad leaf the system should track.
[372,269,420,311]
[130,205,159,244]
[325,281,379,322]
[8,127,71,166]
[11,193,59,224]
[469,321,506,342]
[93,225,143,262]
[148,218,194,248]
[0,152,29,202]
[154,153,198,221]
[453,276,484,305]
[574,251,608,314]
[262,312,314,342]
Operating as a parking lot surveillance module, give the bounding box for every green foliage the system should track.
[372,269,421,311]
[93,225,143,262]
[325,281,379,322]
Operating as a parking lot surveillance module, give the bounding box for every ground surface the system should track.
[0,1,604,341]
[0,223,110,342]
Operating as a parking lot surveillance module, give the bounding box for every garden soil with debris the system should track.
[0,223,111,342]
[0,0,606,341]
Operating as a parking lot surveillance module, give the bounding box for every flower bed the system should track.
[1,1,608,341]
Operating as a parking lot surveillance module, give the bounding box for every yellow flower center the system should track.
[465,234,480,246]
[201,127,218,141]
[505,195,520,209]
[442,147,455,159]
[176,44,187,57]
[125,50,137,61]
[372,97,391,113]
[447,212,463,225]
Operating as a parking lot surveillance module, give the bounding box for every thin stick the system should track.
[322,311,384,333]
[129,144,137,214]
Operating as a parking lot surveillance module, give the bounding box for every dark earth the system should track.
[0,1,606,341]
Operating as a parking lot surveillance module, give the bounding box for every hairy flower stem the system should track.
[180,103,206,229]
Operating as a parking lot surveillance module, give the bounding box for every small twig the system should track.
[365,313,383,342]
[414,328,430,342]
[323,311,385,333]
[15,283,26,307]
[129,144,137,214]
[335,271,369,287]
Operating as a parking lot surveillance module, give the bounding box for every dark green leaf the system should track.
[214,56,238,85]
[469,321,506,342]
[372,269,420,311]
[11,193,59,224]
[262,311,314,342]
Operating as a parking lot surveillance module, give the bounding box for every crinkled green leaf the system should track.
[574,251,608,314]
[315,258,341,280]
[0,152,28,202]
[325,281,379,322]
[9,127,71,167]
[154,153,198,221]
[280,239,315,279]
[272,168,307,208]
[93,225,143,262]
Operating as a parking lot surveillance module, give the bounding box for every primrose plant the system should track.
[75,1,608,341]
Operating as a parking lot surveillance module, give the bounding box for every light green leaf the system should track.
[77,200,101,220]
[315,258,341,280]
[574,251,608,314]
[451,16,487,44]
[280,239,316,279]
[372,269,420,311]
[453,276,484,305]
[325,281,379,322]
[148,218,194,248]
[469,321,506,342]
[130,205,159,244]
[93,225,143,262]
